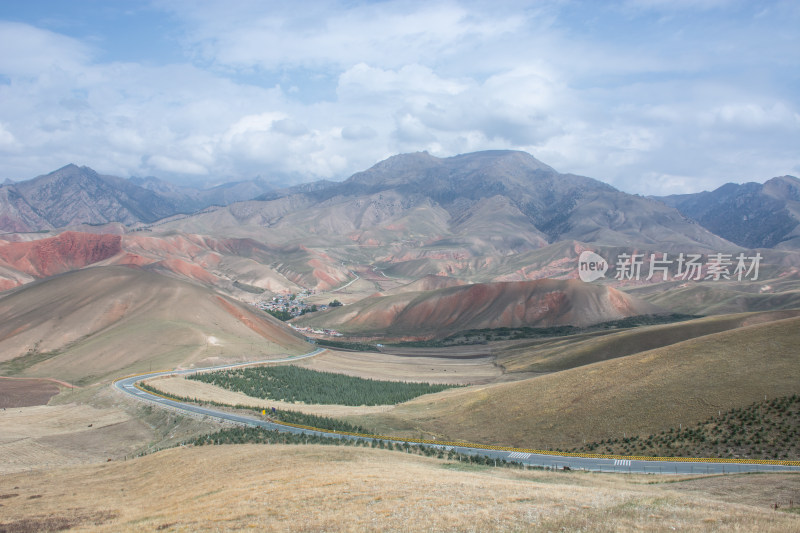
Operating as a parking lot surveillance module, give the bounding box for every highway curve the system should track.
[114,350,800,475]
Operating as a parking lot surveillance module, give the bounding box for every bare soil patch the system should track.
[0,377,61,408]
[294,347,502,384]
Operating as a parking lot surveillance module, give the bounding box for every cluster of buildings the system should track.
[255,290,325,317]
[290,325,343,337]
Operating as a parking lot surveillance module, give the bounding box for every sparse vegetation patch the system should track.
[314,339,376,351]
[391,313,700,347]
[264,309,293,321]
[0,510,119,532]
[232,281,265,294]
[187,365,459,405]
[571,394,800,460]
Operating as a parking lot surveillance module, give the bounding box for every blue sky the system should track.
[0,0,798,194]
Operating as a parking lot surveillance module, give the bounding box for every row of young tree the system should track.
[188,365,458,406]
[138,382,365,433]
[186,426,532,469]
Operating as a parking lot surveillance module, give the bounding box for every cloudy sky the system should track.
[0,0,798,194]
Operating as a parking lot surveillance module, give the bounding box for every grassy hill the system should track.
[571,394,800,460]
[495,309,800,373]
[356,315,800,449]
[629,280,800,316]
[2,444,798,532]
[0,266,312,384]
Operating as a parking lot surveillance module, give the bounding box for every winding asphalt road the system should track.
[114,350,800,475]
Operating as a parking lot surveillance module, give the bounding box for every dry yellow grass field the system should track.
[294,346,502,384]
[1,444,798,532]
[495,309,800,374]
[356,315,800,448]
[0,385,218,474]
[0,400,147,475]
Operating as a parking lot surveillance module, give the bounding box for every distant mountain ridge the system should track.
[2,152,794,253]
[241,150,735,251]
[0,165,274,232]
[654,176,800,249]
[130,175,275,213]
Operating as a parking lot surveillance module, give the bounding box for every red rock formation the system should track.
[0,231,122,278]
[300,279,665,339]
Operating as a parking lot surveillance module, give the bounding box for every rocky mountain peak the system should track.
[763,175,800,201]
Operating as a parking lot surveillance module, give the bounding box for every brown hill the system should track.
[495,309,800,374]
[0,266,311,384]
[295,279,664,339]
[382,274,467,295]
[361,315,800,449]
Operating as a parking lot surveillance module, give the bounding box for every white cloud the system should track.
[0,123,19,152]
[703,102,800,130]
[0,22,91,77]
[339,63,469,98]
[341,125,377,141]
[147,155,208,175]
[166,1,525,71]
[0,2,797,193]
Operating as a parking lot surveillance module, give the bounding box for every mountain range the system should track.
[0,164,274,233]
[2,152,797,253]
[256,150,736,250]
[655,176,800,249]
[1,150,798,312]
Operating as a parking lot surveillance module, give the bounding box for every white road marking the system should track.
[508,452,531,459]
[614,459,631,466]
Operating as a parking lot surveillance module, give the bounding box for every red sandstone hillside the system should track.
[0,232,122,279]
[294,279,665,339]
[0,230,351,294]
